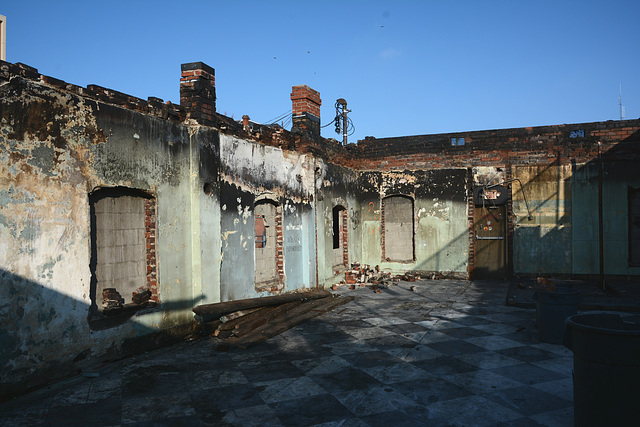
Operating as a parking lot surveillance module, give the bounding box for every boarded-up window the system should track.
[383,196,415,262]
[630,188,640,266]
[90,188,156,319]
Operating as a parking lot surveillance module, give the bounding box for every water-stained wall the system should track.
[0,72,219,396]
[513,164,572,274]
[3,58,640,400]
[315,161,360,286]
[357,169,468,276]
[218,134,317,299]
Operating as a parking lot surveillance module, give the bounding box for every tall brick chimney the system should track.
[291,85,321,139]
[180,62,216,126]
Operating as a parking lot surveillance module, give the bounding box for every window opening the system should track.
[332,206,348,267]
[382,195,415,262]
[254,200,283,291]
[89,188,157,328]
[255,215,267,248]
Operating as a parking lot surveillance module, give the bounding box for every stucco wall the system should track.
[218,134,317,298]
[0,75,219,395]
[513,164,572,275]
[357,169,468,275]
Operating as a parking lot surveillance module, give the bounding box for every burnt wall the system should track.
[357,169,469,276]
[218,134,317,299]
[315,161,360,286]
[0,70,219,398]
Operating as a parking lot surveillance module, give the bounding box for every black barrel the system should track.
[564,311,640,426]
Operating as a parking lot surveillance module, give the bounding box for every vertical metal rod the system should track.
[598,142,605,291]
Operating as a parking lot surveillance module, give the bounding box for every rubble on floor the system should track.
[333,262,442,292]
[192,290,354,351]
[102,287,156,316]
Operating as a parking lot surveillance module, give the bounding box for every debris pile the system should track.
[102,288,124,311]
[132,287,152,304]
[102,287,156,316]
[192,290,354,351]
[335,263,423,292]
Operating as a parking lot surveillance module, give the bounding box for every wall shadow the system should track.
[0,268,203,400]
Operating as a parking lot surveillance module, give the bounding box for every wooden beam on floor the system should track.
[193,289,332,323]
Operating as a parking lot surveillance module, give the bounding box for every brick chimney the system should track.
[180,62,216,126]
[291,85,321,139]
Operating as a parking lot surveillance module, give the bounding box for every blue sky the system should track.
[3,1,639,143]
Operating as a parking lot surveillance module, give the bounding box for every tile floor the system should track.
[0,280,575,426]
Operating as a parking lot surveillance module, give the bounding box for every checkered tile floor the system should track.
[0,280,574,426]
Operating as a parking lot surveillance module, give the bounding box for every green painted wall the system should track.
[513,164,572,274]
[357,169,468,275]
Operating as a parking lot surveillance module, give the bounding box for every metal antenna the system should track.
[619,84,626,120]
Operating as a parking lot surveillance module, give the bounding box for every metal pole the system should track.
[342,107,348,145]
[598,142,605,290]
[337,98,348,145]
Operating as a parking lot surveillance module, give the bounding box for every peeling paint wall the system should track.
[218,134,317,299]
[3,58,640,399]
[315,161,360,286]
[357,169,468,276]
[513,164,572,274]
[0,74,219,396]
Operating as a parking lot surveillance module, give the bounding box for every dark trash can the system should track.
[535,287,581,344]
[564,311,640,427]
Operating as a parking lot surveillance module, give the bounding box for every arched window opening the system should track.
[332,205,348,267]
[254,199,283,292]
[89,187,157,328]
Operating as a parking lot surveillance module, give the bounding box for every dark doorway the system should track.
[474,204,507,279]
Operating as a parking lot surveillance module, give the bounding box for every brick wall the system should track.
[346,122,640,171]
[275,206,285,288]
[4,59,638,175]
[180,62,216,126]
[342,209,349,266]
[291,85,322,139]
[144,198,158,302]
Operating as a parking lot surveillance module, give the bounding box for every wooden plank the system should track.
[219,296,355,350]
[217,306,276,331]
[219,307,262,323]
[193,289,331,323]
[231,301,304,338]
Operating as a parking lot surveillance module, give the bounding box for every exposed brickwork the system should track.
[275,206,285,289]
[291,85,321,117]
[342,209,349,266]
[381,198,386,261]
[0,61,186,122]
[3,59,638,173]
[291,85,321,139]
[348,122,640,170]
[180,62,216,126]
[144,198,159,302]
[466,168,475,279]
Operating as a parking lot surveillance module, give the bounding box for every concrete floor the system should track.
[1,280,577,426]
